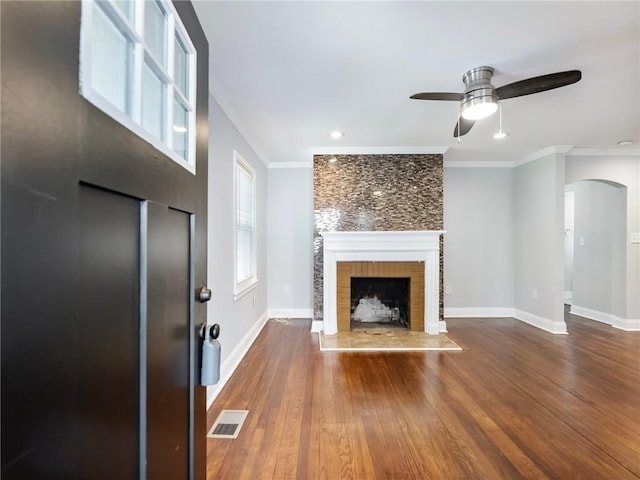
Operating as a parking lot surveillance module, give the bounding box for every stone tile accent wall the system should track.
[313,154,444,321]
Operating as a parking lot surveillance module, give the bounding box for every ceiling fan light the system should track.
[461,95,498,120]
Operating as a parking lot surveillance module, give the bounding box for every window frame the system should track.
[79,0,197,174]
[233,151,258,301]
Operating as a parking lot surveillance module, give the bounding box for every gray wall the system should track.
[514,153,566,330]
[571,180,626,318]
[261,152,638,331]
[207,96,268,404]
[566,154,639,320]
[443,167,515,311]
[267,167,314,314]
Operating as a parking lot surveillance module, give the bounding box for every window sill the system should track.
[233,277,259,301]
[80,86,196,175]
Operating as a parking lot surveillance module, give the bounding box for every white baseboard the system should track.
[206,310,269,410]
[445,307,568,334]
[444,307,515,318]
[310,320,323,333]
[570,305,615,325]
[514,309,568,334]
[613,318,640,331]
[268,308,313,319]
[438,320,448,332]
[570,305,640,331]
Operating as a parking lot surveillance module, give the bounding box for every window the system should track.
[80,0,197,173]
[234,152,257,300]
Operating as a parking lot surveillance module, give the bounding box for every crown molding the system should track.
[444,161,513,168]
[309,146,449,158]
[513,145,574,167]
[208,90,271,168]
[566,147,640,157]
[268,161,313,169]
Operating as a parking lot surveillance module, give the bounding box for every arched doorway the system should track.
[564,179,627,327]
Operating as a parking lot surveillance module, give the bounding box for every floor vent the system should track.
[207,410,249,439]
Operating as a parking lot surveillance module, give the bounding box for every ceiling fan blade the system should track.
[495,70,581,100]
[453,116,476,137]
[410,92,464,101]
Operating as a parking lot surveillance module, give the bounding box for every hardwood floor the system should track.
[206,314,640,479]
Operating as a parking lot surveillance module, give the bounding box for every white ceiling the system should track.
[192,1,640,166]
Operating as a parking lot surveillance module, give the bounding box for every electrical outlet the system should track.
[445,285,452,294]
[532,289,538,300]
[631,233,640,244]
[579,237,585,246]
[283,284,289,294]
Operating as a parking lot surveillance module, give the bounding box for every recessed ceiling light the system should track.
[330,131,345,139]
[617,140,633,147]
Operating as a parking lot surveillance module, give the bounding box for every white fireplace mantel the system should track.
[320,230,445,335]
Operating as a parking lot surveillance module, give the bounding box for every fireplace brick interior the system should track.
[336,261,425,332]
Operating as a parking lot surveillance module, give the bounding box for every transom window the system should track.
[80,0,196,173]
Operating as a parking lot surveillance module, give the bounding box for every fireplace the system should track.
[338,261,424,332]
[320,230,444,335]
[351,277,410,328]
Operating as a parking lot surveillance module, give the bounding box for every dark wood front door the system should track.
[1,2,208,479]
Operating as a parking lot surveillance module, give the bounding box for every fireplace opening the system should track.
[350,277,410,330]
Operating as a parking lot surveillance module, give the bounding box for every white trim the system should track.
[233,151,257,297]
[513,146,573,167]
[208,91,270,168]
[268,162,313,169]
[513,309,568,334]
[570,305,615,325]
[268,308,313,319]
[232,277,258,302]
[444,161,513,168]
[81,88,196,172]
[310,320,324,333]
[320,230,445,336]
[566,147,640,157]
[309,146,449,156]
[570,305,640,331]
[444,307,570,334]
[438,320,448,332]
[232,145,640,172]
[206,310,269,409]
[444,307,515,318]
[445,146,577,169]
[613,318,640,331]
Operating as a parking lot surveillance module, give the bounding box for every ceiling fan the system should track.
[410,66,582,137]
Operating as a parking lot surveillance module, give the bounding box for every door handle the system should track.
[198,286,212,303]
